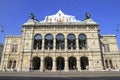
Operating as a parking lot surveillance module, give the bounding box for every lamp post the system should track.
[116,24,120,70]
[116,24,120,49]
[0,25,4,32]
[59,59,61,80]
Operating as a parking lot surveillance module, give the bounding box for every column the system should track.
[40,57,44,72]
[52,57,56,72]
[65,35,67,51]
[76,35,79,51]
[77,57,81,71]
[42,35,45,51]
[53,35,56,51]
[64,57,69,72]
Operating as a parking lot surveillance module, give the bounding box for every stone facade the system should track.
[0,10,120,72]
[0,43,4,64]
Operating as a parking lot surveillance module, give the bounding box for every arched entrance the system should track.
[32,57,40,70]
[80,57,89,70]
[56,57,64,70]
[68,57,76,70]
[7,59,16,69]
[44,57,52,70]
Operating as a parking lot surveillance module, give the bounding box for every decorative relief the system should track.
[89,26,95,30]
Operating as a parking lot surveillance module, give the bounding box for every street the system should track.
[0,71,120,80]
[0,76,120,80]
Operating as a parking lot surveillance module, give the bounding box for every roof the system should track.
[24,10,98,25]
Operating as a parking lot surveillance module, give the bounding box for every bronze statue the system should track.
[30,13,35,20]
[85,12,91,19]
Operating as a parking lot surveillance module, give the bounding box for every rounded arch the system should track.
[80,56,89,70]
[45,34,53,40]
[44,57,53,70]
[67,33,76,40]
[67,33,76,50]
[34,34,42,39]
[33,34,42,50]
[45,34,54,50]
[7,59,16,69]
[56,33,65,50]
[7,59,12,69]
[56,57,65,70]
[68,56,77,70]
[78,33,87,39]
[78,33,87,49]
[32,56,41,70]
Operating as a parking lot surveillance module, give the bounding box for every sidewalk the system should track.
[0,71,120,77]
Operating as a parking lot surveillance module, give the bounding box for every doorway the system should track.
[56,57,64,70]
[32,57,40,70]
[44,57,52,70]
[80,57,89,70]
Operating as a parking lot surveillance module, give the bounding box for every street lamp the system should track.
[116,24,120,49]
[59,59,61,80]
[116,24,120,32]
[0,25,4,32]
[116,24,120,70]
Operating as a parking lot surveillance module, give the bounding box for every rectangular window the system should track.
[11,44,18,53]
[103,44,110,52]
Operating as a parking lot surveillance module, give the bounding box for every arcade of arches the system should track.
[33,33,87,50]
[32,56,89,71]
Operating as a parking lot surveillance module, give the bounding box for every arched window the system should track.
[7,59,16,69]
[7,60,12,69]
[33,34,42,50]
[78,34,87,49]
[67,34,76,50]
[45,34,53,50]
[12,60,16,68]
[56,34,65,50]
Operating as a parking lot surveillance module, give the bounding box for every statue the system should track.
[30,13,35,20]
[85,12,91,19]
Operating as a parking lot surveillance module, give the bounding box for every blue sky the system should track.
[0,0,120,48]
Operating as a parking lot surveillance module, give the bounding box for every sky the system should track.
[0,0,120,48]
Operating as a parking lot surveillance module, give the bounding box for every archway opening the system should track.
[44,57,52,70]
[32,57,40,70]
[56,57,64,70]
[33,34,42,50]
[67,34,76,50]
[78,34,87,49]
[45,34,53,50]
[56,34,65,50]
[80,57,89,70]
[68,57,76,70]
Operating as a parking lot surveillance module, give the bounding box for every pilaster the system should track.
[52,57,56,72]
[76,35,79,51]
[42,35,45,51]
[65,35,67,51]
[40,57,44,72]
[77,56,81,71]
[64,57,69,72]
[53,34,56,51]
